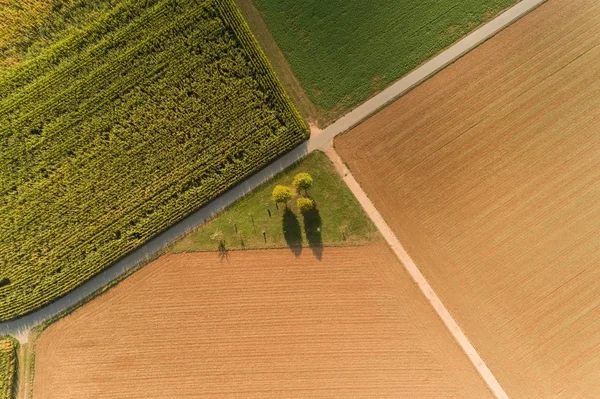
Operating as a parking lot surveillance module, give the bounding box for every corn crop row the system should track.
[0,337,17,399]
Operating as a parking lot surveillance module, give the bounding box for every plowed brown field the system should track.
[336,0,600,397]
[32,246,491,398]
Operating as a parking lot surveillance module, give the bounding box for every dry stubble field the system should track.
[336,0,600,397]
[33,245,490,398]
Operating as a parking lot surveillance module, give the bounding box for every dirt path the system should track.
[16,343,31,399]
[325,148,509,399]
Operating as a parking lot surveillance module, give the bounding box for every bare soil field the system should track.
[32,245,490,398]
[336,0,600,397]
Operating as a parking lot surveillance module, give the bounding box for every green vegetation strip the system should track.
[0,336,17,399]
[170,151,378,254]
[0,0,307,321]
[254,0,517,119]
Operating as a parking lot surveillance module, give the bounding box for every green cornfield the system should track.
[0,0,308,321]
[0,337,17,399]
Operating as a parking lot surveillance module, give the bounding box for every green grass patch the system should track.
[0,336,17,399]
[0,0,307,321]
[169,151,379,254]
[253,0,517,120]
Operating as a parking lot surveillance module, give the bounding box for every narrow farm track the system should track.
[1,0,545,396]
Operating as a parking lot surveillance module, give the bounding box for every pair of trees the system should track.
[272,172,314,212]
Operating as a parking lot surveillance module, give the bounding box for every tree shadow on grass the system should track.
[283,208,302,257]
[217,240,229,261]
[303,208,323,260]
